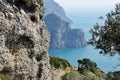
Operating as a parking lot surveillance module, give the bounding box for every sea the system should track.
[48,10,120,73]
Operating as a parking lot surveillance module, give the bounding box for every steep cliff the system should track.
[44,14,87,48]
[44,0,72,23]
[0,0,51,80]
[44,0,87,48]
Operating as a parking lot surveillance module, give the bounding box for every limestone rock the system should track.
[44,14,87,48]
[44,0,72,24]
[0,0,51,80]
[44,0,87,48]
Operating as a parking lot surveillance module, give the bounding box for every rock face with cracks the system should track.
[0,0,51,80]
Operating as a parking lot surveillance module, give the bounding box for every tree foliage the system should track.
[89,3,120,56]
[50,57,71,69]
[77,58,97,73]
[107,71,120,80]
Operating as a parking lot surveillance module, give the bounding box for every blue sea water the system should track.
[49,10,120,73]
[49,46,120,73]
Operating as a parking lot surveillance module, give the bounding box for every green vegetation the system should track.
[107,71,120,80]
[61,70,105,80]
[78,58,98,73]
[0,66,13,80]
[77,58,105,80]
[61,71,82,80]
[89,3,120,80]
[89,3,120,56]
[0,74,12,80]
[50,57,71,69]
[61,58,105,80]
[50,57,120,80]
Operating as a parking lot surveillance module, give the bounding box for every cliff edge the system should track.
[44,0,72,24]
[0,0,51,80]
[44,14,87,48]
[44,0,87,48]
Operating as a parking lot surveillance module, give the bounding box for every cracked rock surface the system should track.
[0,0,51,80]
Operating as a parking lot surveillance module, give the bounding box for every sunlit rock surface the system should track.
[0,0,51,80]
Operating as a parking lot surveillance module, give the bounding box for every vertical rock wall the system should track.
[0,0,51,80]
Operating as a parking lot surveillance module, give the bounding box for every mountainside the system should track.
[44,14,87,48]
[44,0,72,23]
[50,57,106,80]
[0,0,51,80]
[44,0,87,48]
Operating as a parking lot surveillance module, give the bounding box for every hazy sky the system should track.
[54,0,120,39]
[55,0,119,11]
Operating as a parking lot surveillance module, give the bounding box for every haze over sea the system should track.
[49,0,120,73]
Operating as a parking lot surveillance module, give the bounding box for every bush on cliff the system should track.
[61,71,82,80]
[77,58,98,73]
[0,74,12,80]
[107,71,120,80]
[50,57,71,69]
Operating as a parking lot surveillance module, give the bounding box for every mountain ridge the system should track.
[44,13,87,48]
[44,0,87,48]
[44,0,72,24]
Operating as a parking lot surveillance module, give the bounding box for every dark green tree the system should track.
[107,71,120,80]
[77,58,97,73]
[50,57,71,69]
[89,3,120,56]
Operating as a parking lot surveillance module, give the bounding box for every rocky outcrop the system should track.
[44,0,72,24]
[44,14,87,48]
[0,0,51,80]
[44,0,87,48]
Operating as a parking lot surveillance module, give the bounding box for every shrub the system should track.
[78,58,98,73]
[50,57,71,69]
[61,71,82,80]
[107,71,120,80]
[0,74,12,80]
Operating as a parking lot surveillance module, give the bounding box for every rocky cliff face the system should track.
[44,0,87,48]
[44,14,87,48]
[44,0,72,24]
[0,0,51,80]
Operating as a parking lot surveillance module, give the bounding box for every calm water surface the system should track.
[49,11,120,73]
[49,45,120,73]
